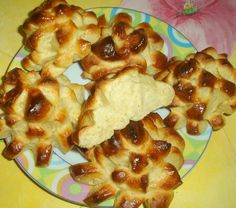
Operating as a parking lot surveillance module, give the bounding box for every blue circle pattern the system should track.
[168,25,193,48]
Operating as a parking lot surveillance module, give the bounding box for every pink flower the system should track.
[121,0,236,55]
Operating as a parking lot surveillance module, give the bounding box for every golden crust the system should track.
[80,12,166,80]
[70,112,184,208]
[160,47,236,135]
[73,68,174,148]
[21,0,101,77]
[0,68,84,166]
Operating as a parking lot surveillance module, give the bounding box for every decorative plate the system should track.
[5,7,212,207]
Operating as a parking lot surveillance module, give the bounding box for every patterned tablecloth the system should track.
[0,0,236,208]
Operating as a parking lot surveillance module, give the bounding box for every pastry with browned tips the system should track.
[80,12,167,80]
[21,0,101,77]
[0,68,84,166]
[72,67,175,148]
[160,47,236,135]
[70,112,185,208]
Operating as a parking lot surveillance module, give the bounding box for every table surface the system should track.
[0,1,236,208]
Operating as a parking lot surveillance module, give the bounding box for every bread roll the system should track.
[160,47,236,134]
[21,0,101,77]
[70,112,185,208]
[73,67,174,148]
[80,12,167,80]
[0,68,84,166]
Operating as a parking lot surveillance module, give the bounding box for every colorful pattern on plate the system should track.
[6,7,211,207]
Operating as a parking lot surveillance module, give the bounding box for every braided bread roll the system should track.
[21,0,101,77]
[159,47,236,135]
[80,12,167,80]
[70,112,185,208]
[0,68,84,166]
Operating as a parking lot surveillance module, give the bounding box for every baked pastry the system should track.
[72,67,175,148]
[21,0,101,77]
[70,112,185,208]
[80,12,167,80]
[0,68,84,166]
[160,47,236,135]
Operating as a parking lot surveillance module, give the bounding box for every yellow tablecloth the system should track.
[0,1,236,208]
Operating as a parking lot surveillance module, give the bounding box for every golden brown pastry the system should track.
[160,47,236,135]
[21,0,101,77]
[70,112,185,208]
[0,68,84,166]
[80,12,167,80]
[72,67,175,148]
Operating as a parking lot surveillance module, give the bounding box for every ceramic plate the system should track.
[5,7,212,207]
